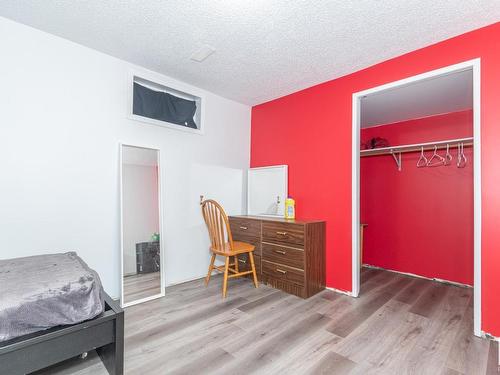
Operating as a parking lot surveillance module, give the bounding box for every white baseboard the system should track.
[165,273,209,287]
[362,264,473,288]
[162,259,227,288]
[482,331,500,342]
[325,286,354,297]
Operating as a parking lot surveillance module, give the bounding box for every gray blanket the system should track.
[0,252,104,342]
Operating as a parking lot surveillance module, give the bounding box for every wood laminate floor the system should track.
[34,268,498,375]
[123,272,162,304]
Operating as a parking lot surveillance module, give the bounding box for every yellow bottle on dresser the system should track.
[285,197,295,219]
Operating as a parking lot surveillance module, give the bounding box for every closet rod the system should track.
[360,137,474,157]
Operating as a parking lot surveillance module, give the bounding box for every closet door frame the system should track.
[351,59,482,337]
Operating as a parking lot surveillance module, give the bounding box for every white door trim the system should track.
[351,58,482,337]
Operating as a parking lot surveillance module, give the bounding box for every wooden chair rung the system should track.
[228,270,254,278]
[214,265,238,273]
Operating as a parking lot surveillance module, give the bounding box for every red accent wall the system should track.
[251,22,500,336]
[361,110,473,285]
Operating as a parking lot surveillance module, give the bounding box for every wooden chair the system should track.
[201,199,258,298]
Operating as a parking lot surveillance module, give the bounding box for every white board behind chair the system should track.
[248,165,288,217]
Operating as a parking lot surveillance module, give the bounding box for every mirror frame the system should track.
[119,142,165,308]
[247,165,288,217]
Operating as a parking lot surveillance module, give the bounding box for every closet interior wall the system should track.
[360,109,474,286]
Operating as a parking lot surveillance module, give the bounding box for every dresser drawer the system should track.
[262,260,304,286]
[230,217,261,239]
[237,253,261,275]
[262,242,304,270]
[262,221,304,247]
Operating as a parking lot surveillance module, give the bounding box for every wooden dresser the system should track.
[228,215,325,298]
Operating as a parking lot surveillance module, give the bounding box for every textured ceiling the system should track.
[361,69,473,128]
[0,1,499,105]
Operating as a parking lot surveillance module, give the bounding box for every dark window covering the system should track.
[133,82,198,129]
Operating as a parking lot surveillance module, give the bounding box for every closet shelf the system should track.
[360,137,474,157]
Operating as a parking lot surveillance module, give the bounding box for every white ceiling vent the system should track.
[190,45,216,62]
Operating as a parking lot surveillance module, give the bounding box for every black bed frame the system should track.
[0,292,124,375]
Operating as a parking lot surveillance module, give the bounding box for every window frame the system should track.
[127,69,206,135]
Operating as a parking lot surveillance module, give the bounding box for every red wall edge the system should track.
[361,110,473,285]
[251,22,500,335]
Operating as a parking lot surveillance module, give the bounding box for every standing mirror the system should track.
[120,144,164,307]
[247,165,288,217]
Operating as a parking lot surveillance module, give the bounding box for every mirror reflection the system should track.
[248,166,288,217]
[121,144,162,306]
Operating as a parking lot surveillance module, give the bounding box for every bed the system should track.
[0,252,124,375]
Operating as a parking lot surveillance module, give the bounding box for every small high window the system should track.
[130,75,203,133]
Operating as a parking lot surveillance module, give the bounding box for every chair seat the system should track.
[212,241,255,256]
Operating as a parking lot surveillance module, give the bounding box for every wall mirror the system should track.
[120,143,164,307]
[247,165,288,217]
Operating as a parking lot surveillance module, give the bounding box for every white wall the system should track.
[122,163,159,275]
[0,17,251,298]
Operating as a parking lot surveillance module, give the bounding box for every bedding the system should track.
[0,252,104,342]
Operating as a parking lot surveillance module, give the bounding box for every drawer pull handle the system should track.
[276,268,287,274]
[275,250,286,255]
[239,226,248,230]
[276,231,288,235]
[239,259,247,264]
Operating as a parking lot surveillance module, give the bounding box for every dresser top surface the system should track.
[229,215,325,225]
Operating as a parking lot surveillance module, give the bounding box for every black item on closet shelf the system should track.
[367,137,389,149]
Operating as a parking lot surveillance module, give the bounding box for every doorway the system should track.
[351,59,481,337]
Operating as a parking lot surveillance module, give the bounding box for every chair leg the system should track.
[222,256,230,298]
[205,253,216,286]
[248,252,259,288]
[234,255,239,273]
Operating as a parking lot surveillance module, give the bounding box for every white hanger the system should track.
[417,146,428,168]
[457,143,467,168]
[427,145,445,167]
[444,144,453,165]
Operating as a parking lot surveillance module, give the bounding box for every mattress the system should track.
[0,252,104,342]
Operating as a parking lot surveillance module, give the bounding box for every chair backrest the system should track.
[201,199,234,252]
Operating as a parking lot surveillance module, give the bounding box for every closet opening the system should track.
[351,59,481,337]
